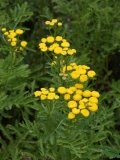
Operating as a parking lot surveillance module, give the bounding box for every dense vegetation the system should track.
[0,0,120,159]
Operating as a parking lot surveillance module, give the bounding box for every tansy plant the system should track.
[34,18,100,120]
[2,28,27,51]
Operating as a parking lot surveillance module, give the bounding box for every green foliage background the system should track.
[0,0,120,159]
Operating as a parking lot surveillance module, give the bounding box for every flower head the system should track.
[72,108,80,114]
[58,22,62,26]
[68,112,75,119]
[47,36,54,43]
[81,109,90,117]
[16,29,24,34]
[57,86,66,94]
[21,41,27,47]
[87,70,96,78]
[68,100,77,108]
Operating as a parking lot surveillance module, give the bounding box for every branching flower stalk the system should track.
[1,28,28,91]
[34,18,101,159]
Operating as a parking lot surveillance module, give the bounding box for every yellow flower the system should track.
[52,19,58,23]
[82,65,90,70]
[12,38,17,42]
[62,39,67,42]
[75,83,83,89]
[47,93,56,100]
[41,38,47,43]
[16,29,24,34]
[78,104,86,109]
[79,69,86,75]
[81,109,90,117]
[41,47,47,52]
[41,90,49,95]
[73,94,82,101]
[61,41,70,47]
[11,41,16,46]
[1,28,6,32]
[70,71,80,79]
[54,47,62,54]
[40,95,47,100]
[73,65,78,70]
[55,36,62,41]
[49,46,54,51]
[91,91,100,98]
[49,22,55,26]
[34,91,42,97]
[39,43,46,48]
[8,32,17,38]
[45,21,50,25]
[87,70,96,78]
[52,61,56,65]
[49,88,55,92]
[8,39,11,42]
[64,94,70,100]
[66,65,73,71]
[21,41,27,47]
[71,49,76,54]
[83,90,91,97]
[9,30,14,33]
[55,95,59,99]
[67,49,74,55]
[52,43,59,48]
[47,36,54,43]
[63,47,68,51]
[69,86,76,92]
[76,89,83,95]
[4,32,9,35]
[79,75,88,82]
[82,98,89,103]
[89,97,98,104]
[70,62,77,66]
[57,86,66,94]
[68,100,77,108]
[88,103,98,112]
[68,112,75,119]
[79,100,84,105]
[41,88,47,91]
[72,108,80,114]
[66,88,74,94]
[57,22,62,26]
[61,50,67,55]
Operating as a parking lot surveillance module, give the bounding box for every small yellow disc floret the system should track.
[81,109,90,117]
[57,86,66,94]
[67,100,77,108]
[47,36,54,43]
[68,112,75,119]
[21,41,27,47]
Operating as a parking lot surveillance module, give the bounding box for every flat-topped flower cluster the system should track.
[45,19,62,27]
[57,85,100,119]
[61,62,96,82]
[1,28,27,51]
[34,18,100,120]
[39,36,76,56]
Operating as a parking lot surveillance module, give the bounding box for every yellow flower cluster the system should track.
[1,28,27,50]
[45,19,62,27]
[62,62,96,82]
[36,18,100,120]
[57,85,100,119]
[39,36,76,56]
[34,87,59,100]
